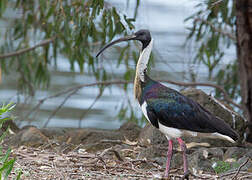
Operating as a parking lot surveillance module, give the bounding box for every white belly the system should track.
[158,122,183,140]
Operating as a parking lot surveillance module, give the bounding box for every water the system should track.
[0,0,236,129]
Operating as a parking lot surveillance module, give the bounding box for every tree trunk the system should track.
[235,0,252,142]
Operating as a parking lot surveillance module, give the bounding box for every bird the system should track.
[96,29,239,179]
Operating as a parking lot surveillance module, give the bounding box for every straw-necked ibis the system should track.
[96,29,239,179]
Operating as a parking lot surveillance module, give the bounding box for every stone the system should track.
[152,153,183,170]
[236,156,252,172]
[66,129,123,145]
[188,147,224,173]
[198,147,224,160]
[223,147,248,160]
[118,122,142,141]
[138,145,165,159]
[1,119,20,133]
[244,148,252,159]
[7,126,48,147]
[138,123,168,147]
[224,155,252,174]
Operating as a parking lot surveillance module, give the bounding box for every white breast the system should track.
[141,101,150,122]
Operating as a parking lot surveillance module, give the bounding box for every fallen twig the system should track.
[231,157,250,180]
[238,174,252,180]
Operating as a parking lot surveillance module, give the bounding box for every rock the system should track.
[138,145,165,159]
[199,147,224,160]
[40,127,69,139]
[236,156,252,172]
[39,122,141,152]
[224,155,252,174]
[118,122,141,141]
[244,148,252,159]
[153,153,183,170]
[1,119,20,133]
[138,123,168,147]
[188,147,224,173]
[7,126,48,147]
[223,147,248,160]
[66,129,123,145]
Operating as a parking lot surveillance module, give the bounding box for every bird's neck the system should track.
[134,38,153,101]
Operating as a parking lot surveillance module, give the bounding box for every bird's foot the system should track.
[180,170,190,180]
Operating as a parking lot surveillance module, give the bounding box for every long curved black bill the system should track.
[96,34,136,58]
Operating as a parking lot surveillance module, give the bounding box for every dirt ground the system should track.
[7,143,252,180]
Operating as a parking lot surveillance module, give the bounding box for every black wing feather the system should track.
[145,87,238,141]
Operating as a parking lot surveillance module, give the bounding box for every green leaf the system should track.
[0,148,11,163]
[4,159,15,180]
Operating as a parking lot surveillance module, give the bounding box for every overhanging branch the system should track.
[194,18,236,41]
[0,37,56,59]
[25,79,242,127]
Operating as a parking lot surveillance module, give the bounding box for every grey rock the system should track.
[138,145,165,159]
[224,156,252,174]
[7,126,48,147]
[170,153,183,169]
[223,147,248,160]
[198,147,224,160]
[118,121,141,141]
[236,156,252,172]
[138,123,168,147]
[188,147,222,173]
[153,153,183,170]
[244,148,252,159]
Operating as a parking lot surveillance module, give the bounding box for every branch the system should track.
[231,157,249,180]
[211,0,224,7]
[194,18,236,41]
[0,37,56,59]
[25,80,131,124]
[25,79,242,124]
[78,91,103,128]
[43,88,79,128]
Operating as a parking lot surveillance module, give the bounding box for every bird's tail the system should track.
[214,116,239,143]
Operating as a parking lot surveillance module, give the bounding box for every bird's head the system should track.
[96,29,152,58]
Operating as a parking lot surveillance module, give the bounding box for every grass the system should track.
[0,103,22,179]
[213,160,231,174]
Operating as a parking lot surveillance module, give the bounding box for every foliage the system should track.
[212,160,231,174]
[0,103,21,179]
[185,0,239,102]
[0,0,136,95]
[0,0,146,125]
[0,0,241,126]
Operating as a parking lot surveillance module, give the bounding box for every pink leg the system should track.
[164,140,173,178]
[177,138,190,179]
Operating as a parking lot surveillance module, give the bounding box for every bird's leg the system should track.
[164,139,173,178]
[177,138,190,179]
